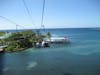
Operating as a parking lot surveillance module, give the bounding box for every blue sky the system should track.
[0,0,100,30]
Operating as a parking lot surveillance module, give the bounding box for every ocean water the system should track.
[0,28,100,75]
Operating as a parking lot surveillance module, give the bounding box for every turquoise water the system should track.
[0,28,100,75]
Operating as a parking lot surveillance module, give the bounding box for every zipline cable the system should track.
[0,16,25,31]
[41,0,45,32]
[22,0,35,28]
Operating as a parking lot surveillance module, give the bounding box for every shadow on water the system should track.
[63,72,74,75]
[0,53,4,75]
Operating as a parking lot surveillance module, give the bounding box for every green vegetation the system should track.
[3,30,51,52]
[0,32,5,36]
[46,32,51,41]
[5,41,19,52]
[0,39,4,46]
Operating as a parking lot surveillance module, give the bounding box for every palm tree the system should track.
[46,32,51,42]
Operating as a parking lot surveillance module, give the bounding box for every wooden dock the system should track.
[0,46,7,53]
[46,37,70,43]
[0,48,4,52]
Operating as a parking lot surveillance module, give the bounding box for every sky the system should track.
[0,0,100,30]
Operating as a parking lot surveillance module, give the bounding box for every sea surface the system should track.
[0,28,100,75]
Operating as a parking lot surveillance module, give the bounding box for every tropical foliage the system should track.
[0,32,5,36]
[4,30,51,52]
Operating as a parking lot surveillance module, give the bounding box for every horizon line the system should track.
[0,27,100,31]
